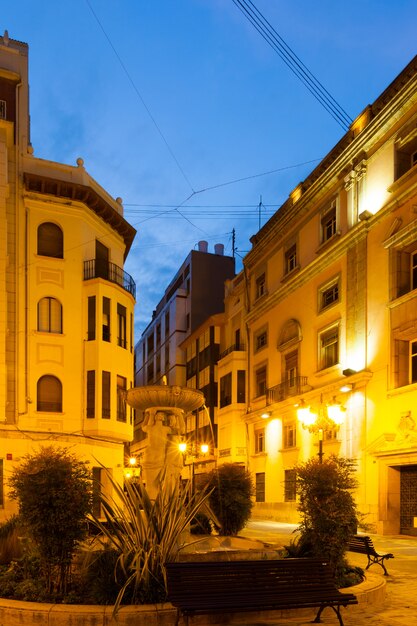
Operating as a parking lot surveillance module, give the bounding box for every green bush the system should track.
[295,455,363,585]
[8,446,92,596]
[204,463,254,536]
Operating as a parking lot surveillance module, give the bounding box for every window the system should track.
[165,311,170,338]
[285,244,297,274]
[411,340,417,384]
[37,297,62,333]
[37,222,63,258]
[102,371,111,418]
[284,350,298,393]
[412,252,417,291]
[319,325,339,370]
[0,100,6,120]
[86,371,95,418]
[116,375,127,422]
[199,366,210,389]
[156,323,161,347]
[220,373,232,408]
[395,134,417,180]
[88,296,96,340]
[237,370,246,403]
[283,422,297,449]
[37,375,62,412]
[319,278,340,311]
[255,472,265,502]
[117,303,127,348]
[321,204,337,243]
[254,428,265,454]
[255,272,266,299]
[255,327,267,352]
[284,469,297,501]
[255,365,267,397]
[102,297,110,342]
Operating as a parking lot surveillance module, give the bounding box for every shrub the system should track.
[90,467,213,611]
[204,463,254,536]
[8,446,92,596]
[295,455,362,583]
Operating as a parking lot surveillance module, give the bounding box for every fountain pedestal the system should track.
[126,385,205,499]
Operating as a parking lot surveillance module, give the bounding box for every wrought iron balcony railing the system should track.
[266,376,308,405]
[84,259,136,299]
[219,342,246,360]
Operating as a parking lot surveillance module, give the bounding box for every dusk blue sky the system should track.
[3,1,417,339]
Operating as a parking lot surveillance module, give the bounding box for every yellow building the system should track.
[0,34,136,520]
[217,55,417,535]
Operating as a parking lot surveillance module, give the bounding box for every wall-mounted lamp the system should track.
[340,383,353,393]
[261,411,271,419]
[342,368,357,377]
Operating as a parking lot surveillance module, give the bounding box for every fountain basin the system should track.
[126,385,205,412]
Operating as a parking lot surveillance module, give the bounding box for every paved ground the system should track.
[235,520,417,625]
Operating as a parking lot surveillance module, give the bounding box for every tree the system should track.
[8,446,92,595]
[295,455,359,582]
[204,463,254,536]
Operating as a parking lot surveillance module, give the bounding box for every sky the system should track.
[3,1,417,339]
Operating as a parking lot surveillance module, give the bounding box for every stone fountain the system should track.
[126,380,205,498]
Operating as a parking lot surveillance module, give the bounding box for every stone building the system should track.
[0,33,136,519]
[217,55,417,535]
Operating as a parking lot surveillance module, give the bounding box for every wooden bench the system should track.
[348,535,394,575]
[165,558,358,626]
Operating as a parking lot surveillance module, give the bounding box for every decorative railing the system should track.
[267,376,308,404]
[84,259,136,299]
[219,343,246,360]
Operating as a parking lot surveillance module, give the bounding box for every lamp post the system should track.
[178,440,209,493]
[296,396,345,462]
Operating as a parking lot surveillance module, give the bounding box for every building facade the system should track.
[0,34,136,520]
[217,55,417,535]
[132,242,235,463]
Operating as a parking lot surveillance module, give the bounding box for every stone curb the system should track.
[0,572,385,626]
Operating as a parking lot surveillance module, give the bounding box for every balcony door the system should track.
[96,240,109,279]
[285,350,298,396]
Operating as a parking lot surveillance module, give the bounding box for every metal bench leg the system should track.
[366,555,389,575]
[313,604,345,626]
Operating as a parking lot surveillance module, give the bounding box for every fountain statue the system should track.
[126,379,205,498]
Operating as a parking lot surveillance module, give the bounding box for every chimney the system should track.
[214,243,224,256]
[198,240,208,253]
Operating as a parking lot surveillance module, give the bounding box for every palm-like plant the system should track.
[90,468,212,611]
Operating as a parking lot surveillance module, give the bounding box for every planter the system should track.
[0,572,385,626]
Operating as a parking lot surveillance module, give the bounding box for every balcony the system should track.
[219,342,246,360]
[267,376,308,405]
[84,259,136,299]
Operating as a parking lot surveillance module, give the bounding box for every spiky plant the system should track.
[90,468,212,611]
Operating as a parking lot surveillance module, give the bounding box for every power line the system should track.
[85,0,195,193]
[232,0,352,130]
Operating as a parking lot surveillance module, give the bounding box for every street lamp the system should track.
[296,395,345,462]
[178,440,210,492]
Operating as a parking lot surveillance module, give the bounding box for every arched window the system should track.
[37,297,63,333]
[37,222,63,258]
[37,375,62,412]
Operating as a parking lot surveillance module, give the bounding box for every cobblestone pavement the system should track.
[236,520,417,626]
